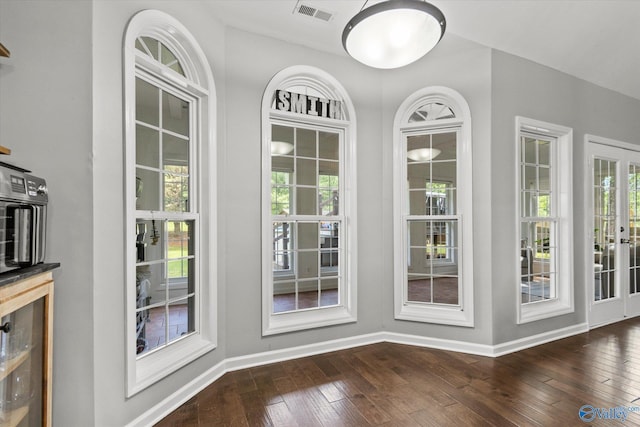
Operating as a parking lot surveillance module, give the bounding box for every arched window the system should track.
[393,87,474,326]
[124,10,217,396]
[261,66,357,335]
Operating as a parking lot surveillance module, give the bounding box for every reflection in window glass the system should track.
[134,42,196,358]
[271,125,342,314]
[135,219,195,356]
[519,135,557,304]
[405,131,459,306]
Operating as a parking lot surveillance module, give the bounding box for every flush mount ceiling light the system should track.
[271,140,294,155]
[342,0,446,69]
[407,147,441,161]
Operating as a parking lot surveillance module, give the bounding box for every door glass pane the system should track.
[594,158,617,301]
[0,298,44,426]
[629,164,640,295]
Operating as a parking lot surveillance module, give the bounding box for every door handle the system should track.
[621,238,631,244]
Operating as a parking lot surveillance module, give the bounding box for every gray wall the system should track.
[0,1,95,425]
[223,26,385,357]
[490,50,640,343]
[378,35,494,344]
[2,1,640,425]
[91,1,228,426]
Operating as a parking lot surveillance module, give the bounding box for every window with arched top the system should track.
[393,87,474,326]
[261,66,357,335]
[124,10,217,396]
[408,102,456,122]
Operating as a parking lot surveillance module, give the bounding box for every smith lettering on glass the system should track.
[275,90,342,120]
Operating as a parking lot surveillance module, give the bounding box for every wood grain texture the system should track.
[156,317,640,426]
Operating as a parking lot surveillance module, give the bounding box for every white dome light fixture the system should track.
[271,140,294,155]
[342,0,446,69]
[407,147,441,161]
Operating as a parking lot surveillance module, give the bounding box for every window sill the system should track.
[395,302,473,327]
[518,298,573,324]
[263,305,356,336]
[128,333,216,397]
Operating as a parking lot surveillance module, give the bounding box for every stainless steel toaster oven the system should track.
[0,162,48,273]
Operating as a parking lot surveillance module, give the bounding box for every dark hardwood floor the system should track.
[156,317,640,426]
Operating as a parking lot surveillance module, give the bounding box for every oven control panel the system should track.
[0,163,47,204]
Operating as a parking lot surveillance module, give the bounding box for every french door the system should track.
[589,142,640,327]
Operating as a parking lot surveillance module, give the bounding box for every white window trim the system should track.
[261,66,357,336]
[516,117,573,324]
[124,10,217,397]
[393,87,474,327]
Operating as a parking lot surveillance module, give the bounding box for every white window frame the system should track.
[516,117,573,324]
[124,10,217,396]
[393,87,474,327]
[261,66,357,336]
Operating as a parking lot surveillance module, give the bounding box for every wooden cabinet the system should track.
[0,270,55,427]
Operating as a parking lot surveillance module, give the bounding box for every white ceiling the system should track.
[206,0,640,100]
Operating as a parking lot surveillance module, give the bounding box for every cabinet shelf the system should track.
[0,405,28,427]
[0,349,29,382]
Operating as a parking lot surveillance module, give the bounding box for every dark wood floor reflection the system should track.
[156,317,640,426]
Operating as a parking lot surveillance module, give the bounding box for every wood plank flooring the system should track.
[155,317,640,426]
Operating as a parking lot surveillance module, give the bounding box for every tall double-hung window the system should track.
[393,87,474,326]
[124,10,217,396]
[262,66,357,335]
[516,117,573,323]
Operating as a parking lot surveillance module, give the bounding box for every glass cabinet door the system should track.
[0,297,44,426]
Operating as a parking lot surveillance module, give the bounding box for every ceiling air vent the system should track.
[294,3,334,22]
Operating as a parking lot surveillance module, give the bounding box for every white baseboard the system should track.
[127,324,589,426]
[490,322,589,356]
[224,332,383,373]
[127,360,227,427]
[381,331,495,356]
